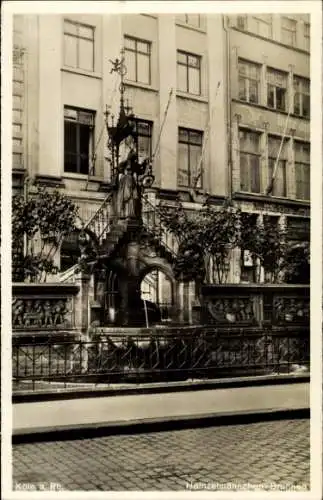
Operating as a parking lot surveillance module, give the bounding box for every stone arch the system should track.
[138,260,175,286]
[139,262,177,323]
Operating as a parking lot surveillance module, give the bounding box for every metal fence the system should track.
[13,325,309,392]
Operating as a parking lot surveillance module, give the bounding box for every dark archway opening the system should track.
[140,269,174,326]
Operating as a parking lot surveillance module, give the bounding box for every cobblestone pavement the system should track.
[13,419,310,492]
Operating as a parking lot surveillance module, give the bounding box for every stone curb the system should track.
[12,407,309,444]
[13,373,310,403]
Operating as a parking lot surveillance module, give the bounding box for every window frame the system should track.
[63,19,95,72]
[124,35,151,85]
[268,135,288,198]
[293,76,310,118]
[176,14,201,28]
[294,141,310,201]
[252,14,273,38]
[267,68,288,112]
[304,23,310,51]
[281,16,297,47]
[177,127,203,188]
[64,106,95,175]
[239,129,261,194]
[238,59,260,104]
[177,50,202,96]
[133,118,153,161]
[237,15,247,30]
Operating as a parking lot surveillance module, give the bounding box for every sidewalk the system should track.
[13,381,309,442]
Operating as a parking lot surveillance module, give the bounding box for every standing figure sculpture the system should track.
[115,148,141,220]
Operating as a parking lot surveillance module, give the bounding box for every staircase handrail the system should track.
[79,192,113,234]
[58,263,78,282]
[142,194,179,258]
[58,193,114,282]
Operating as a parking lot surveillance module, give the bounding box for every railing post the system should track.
[74,270,91,340]
[177,280,195,324]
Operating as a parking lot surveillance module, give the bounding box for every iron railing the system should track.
[13,325,309,392]
[142,195,179,258]
[78,193,114,244]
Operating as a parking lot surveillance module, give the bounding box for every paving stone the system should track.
[13,418,310,491]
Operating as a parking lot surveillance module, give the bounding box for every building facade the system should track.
[12,13,310,287]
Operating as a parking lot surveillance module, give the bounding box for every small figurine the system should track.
[43,300,53,326]
[23,300,34,327]
[54,300,67,326]
[34,300,44,327]
[13,299,25,327]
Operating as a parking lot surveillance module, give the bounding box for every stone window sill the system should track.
[176,91,208,104]
[61,67,102,80]
[63,172,103,182]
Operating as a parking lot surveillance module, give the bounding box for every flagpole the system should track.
[192,81,221,191]
[265,92,294,195]
[151,88,174,164]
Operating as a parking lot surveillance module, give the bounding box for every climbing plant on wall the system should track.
[12,185,79,282]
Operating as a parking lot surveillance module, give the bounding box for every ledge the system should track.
[124,81,159,93]
[63,172,103,182]
[34,174,65,188]
[157,189,225,205]
[202,283,309,294]
[176,91,208,104]
[232,99,310,124]
[232,192,310,210]
[158,188,180,202]
[12,167,26,176]
[61,67,102,80]
[13,282,79,295]
[140,13,158,19]
[12,167,27,187]
[175,21,206,34]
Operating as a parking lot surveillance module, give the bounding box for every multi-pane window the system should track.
[293,77,310,118]
[304,23,310,51]
[134,119,153,162]
[237,15,247,30]
[267,69,287,111]
[64,20,94,72]
[12,44,24,170]
[239,130,261,193]
[252,15,272,38]
[238,60,260,104]
[178,128,203,188]
[268,136,288,197]
[64,107,95,175]
[176,14,201,28]
[124,36,151,85]
[294,141,310,200]
[177,51,201,95]
[281,17,297,47]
